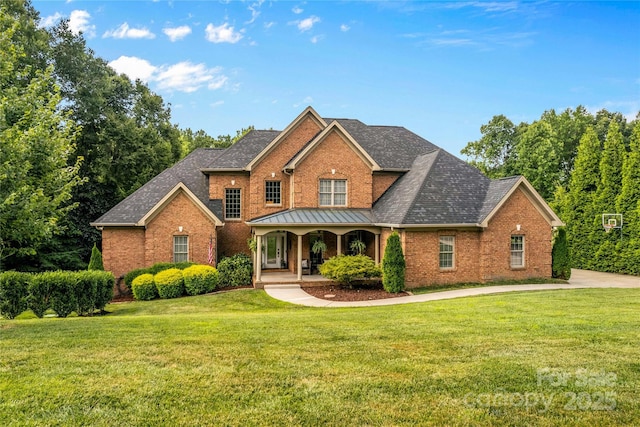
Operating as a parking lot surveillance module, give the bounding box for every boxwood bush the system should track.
[131,274,157,301]
[319,255,382,287]
[217,254,253,288]
[27,273,52,318]
[124,262,195,290]
[183,265,218,296]
[0,272,30,319]
[46,271,78,318]
[154,268,184,299]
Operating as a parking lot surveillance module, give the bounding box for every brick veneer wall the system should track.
[102,227,145,281]
[372,172,402,203]
[294,131,373,208]
[209,173,251,257]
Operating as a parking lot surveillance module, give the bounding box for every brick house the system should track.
[91,107,563,288]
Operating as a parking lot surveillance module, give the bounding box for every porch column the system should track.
[337,234,342,255]
[375,233,380,265]
[256,234,262,283]
[297,234,303,281]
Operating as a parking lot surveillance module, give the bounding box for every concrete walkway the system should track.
[263,269,640,307]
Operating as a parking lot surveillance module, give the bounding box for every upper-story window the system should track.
[510,235,525,268]
[319,179,346,206]
[265,181,281,205]
[225,188,241,219]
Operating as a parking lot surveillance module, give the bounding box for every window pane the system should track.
[510,235,524,267]
[439,236,454,268]
[334,193,346,206]
[334,180,346,193]
[319,180,332,193]
[265,181,281,204]
[319,193,332,206]
[225,188,241,219]
[173,236,188,262]
[319,179,347,206]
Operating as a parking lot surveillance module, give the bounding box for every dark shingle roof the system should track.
[92,148,224,225]
[204,130,280,169]
[374,150,521,225]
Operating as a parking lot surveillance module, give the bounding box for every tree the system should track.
[616,125,640,274]
[551,228,571,280]
[0,12,83,270]
[461,115,518,178]
[514,120,561,201]
[382,232,406,293]
[87,243,104,271]
[564,127,601,269]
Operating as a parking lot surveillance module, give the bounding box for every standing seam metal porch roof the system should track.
[247,209,375,225]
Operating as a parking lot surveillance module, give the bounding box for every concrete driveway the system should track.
[264,269,639,307]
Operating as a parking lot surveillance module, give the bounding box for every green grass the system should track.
[410,277,569,295]
[1,288,639,426]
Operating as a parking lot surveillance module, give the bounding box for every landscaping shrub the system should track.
[44,271,78,318]
[0,272,30,319]
[552,227,571,280]
[75,270,98,316]
[131,274,157,301]
[124,267,149,291]
[382,232,406,293]
[87,243,104,270]
[183,265,218,296]
[94,272,115,312]
[217,254,253,287]
[27,273,52,318]
[319,255,381,286]
[124,262,195,290]
[154,268,184,299]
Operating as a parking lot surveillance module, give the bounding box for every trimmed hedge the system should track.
[0,272,30,319]
[0,270,114,319]
[154,268,184,299]
[217,254,253,288]
[319,255,382,286]
[183,265,218,296]
[131,274,157,301]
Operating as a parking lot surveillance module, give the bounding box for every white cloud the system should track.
[205,23,243,43]
[340,24,350,32]
[103,23,155,39]
[108,56,228,93]
[264,21,276,29]
[292,6,304,14]
[163,25,192,41]
[310,35,323,44]
[247,1,263,24]
[39,12,63,28]
[69,10,95,38]
[108,56,157,82]
[156,62,226,93]
[297,16,320,32]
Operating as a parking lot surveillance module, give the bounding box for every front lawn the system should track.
[1,288,638,426]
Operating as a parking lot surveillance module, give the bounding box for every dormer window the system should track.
[319,179,346,206]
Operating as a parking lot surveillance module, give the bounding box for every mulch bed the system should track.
[301,285,410,302]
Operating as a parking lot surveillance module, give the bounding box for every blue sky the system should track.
[34,1,640,155]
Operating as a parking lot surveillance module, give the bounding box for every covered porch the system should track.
[246,209,381,288]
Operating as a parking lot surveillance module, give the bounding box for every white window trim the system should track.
[319,179,347,207]
[510,235,525,268]
[439,235,455,270]
[225,188,241,220]
[173,235,189,262]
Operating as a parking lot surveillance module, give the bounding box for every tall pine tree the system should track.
[616,125,640,274]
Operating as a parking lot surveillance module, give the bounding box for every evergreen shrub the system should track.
[87,243,104,270]
[183,265,218,295]
[552,227,571,280]
[154,268,184,299]
[319,255,381,286]
[131,274,157,301]
[0,272,30,319]
[382,232,406,293]
[27,273,52,318]
[217,254,253,287]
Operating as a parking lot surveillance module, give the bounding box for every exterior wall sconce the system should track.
[516,224,521,231]
[231,179,235,185]
[271,172,276,178]
[331,169,336,175]
[178,226,183,232]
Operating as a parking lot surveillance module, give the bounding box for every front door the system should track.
[264,232,286,269]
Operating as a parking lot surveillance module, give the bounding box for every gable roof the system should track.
[91,148,224,227]
[201,130,280,171]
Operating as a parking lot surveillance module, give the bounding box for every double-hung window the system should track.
[225,188,241,219]
[265,181,281,205]
[319,179,346,206]
[439,236,455,269]
[173,235,188,262]
[510,235,525,268]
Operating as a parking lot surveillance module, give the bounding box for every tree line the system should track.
[463,108,639,275]
[0,1,249,272]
